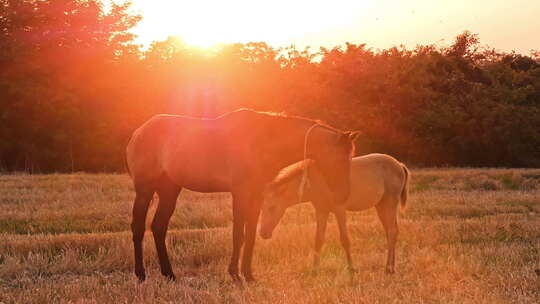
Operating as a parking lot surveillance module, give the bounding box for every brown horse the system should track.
[260,153,410,274]
[126,109,359,282]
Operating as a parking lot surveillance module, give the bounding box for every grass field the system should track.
[1,168,540,303]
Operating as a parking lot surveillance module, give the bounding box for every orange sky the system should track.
[125,0,540,54]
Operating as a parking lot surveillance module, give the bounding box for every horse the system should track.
[259,153,410,274]
[126,109,359,282]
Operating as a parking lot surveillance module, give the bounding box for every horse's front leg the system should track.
[228,194,245,281]
[335,206,355,272]
[240,198,262,282]
[313,209,329,267]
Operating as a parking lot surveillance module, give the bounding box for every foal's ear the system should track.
[264,182,286,197]
[264,181,277,193]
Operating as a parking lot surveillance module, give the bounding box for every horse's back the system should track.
[126,114,232,191]
[346,154,405,211]
[126,115,176,188]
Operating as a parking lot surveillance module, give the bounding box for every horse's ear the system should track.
[340,130,361,143]
[348,130,361,141]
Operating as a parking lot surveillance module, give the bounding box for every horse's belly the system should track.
[179,175,231,192]
[164,151,231,192]
[161,124,232,192]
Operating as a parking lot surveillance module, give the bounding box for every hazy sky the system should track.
[127,0,540,54]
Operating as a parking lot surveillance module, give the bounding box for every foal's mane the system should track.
[269,159,314,188]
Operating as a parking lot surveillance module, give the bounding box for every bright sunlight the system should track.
[130,0,374,48]
[128,0,540,53]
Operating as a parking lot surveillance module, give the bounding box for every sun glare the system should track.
[126,0,540,53]
[130,0,373,48]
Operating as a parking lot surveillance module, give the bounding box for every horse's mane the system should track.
[229,108,357,162]
[230,108,344,133]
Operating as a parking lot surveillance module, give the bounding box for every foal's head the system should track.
[259,160,332,239]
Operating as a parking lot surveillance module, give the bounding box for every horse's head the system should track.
[310,129,360,203]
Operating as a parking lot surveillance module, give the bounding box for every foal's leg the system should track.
[375,199,399,274]
[152,184,181,280]
[131,189,153,281]
[313,209,329,267]
[228,194,245,281]
[335,206,355,272]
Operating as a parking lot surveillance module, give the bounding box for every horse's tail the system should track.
[125,134,132,177]
[400,164,410,210]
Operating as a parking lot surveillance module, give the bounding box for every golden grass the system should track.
[1,168,539,303]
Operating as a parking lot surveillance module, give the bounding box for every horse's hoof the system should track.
[348,267,358,274]
[162,273,176,281]
[135,271,146,282]
[385,268,395,275]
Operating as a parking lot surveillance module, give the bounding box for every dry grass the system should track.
[1,168,539,303]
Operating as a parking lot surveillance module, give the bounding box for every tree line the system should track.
[1,0,539,172]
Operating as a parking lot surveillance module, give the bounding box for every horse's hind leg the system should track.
[375,198,399,274]
[152,181,181,280]
[132,187,154,281]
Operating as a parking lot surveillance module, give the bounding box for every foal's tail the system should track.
[400,164,410,210]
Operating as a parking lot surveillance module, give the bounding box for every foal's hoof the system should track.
[230,274,242,282]
[243,273,256,283]
[313,257,321,268]
[228,267,242,282]
[229,273,243,283]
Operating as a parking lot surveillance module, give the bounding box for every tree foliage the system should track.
[1,2,539,172]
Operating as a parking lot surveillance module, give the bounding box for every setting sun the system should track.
[128,0,540,53]
[129,0,373,48]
